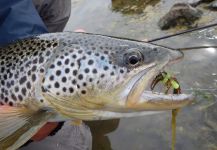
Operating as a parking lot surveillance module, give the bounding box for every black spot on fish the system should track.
[50,64,55,69]
[50,75,54,81]
[72,54,77,59]
[81,90,86,95]
[9,101,13,106]
[11,94,17,101]
[53,42,58,47]
[100,56,105,60]
[21,88,27,96]
[4,97,9,103]
[62,87,67,92]
[54,82,60,88]
[32,74,36,82]
[57,61,62,66]
[47,43,52,48]
[64,59,69,65]
[19,76,27,85]
[46,51,51,56]
[69,87,74,93]
[18,95,23,101]
[70,63,74,67]
[62,77,67,83]
[15,86,19,92]
[78,74,83,80]
[83,82,87,86]
[73,70,77,76]
[40,68,45,73]
[55,69,62,76]
[65,68,70,74]
[39,57,44,63]
[104,66,109,71]
[120,69,124,73]
[92,69,97,74]
[72,79,76,85]
[88,60,94,65]
[31,66,37,72]
[84,68,89,73]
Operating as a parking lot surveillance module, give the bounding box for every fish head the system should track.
[42,33,193,120]
[102,41,192,111]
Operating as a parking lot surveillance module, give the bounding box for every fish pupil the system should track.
[129,55,139,65]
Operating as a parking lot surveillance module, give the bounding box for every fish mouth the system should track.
[125,50,194,110]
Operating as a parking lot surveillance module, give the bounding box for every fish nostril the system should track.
[153,47,158,52]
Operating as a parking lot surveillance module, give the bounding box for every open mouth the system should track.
[126,55,194,110]
[151,71,181,94]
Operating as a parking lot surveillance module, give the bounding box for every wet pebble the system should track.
[189,0,215,6]
[208,0,217,10]
[188,0,203,6]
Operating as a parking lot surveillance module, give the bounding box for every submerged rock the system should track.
[208,0,217,10]
[158,3,203,30]
[188,0,215,7]
[111,0,160,14]
[188,0,203,6]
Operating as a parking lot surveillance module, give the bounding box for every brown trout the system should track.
[0,32,194,149]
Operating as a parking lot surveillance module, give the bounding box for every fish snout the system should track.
[143,46,184,65]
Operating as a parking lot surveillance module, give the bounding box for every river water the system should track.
[21,0,217,150]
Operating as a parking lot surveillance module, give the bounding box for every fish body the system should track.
[0,32,193,149]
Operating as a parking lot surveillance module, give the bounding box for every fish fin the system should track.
[0,106,54,150]
[43,92,98,120]
[71,120,83,126]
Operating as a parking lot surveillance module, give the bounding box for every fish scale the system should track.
[0,32,132,107]
[43,44,125,97]
[0,38,58,106]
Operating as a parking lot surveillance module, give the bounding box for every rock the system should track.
[111,0,160,14]
[158,3,203,30]
[188,0,203,7]
[208,0,217,10]
[188,0,215,7]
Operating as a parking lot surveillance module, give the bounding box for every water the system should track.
[21,0,217,149]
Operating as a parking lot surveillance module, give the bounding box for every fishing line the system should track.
[146,22,217,51]
[147,22,217,43]
[79,25,217,51]
[178,45,217,51]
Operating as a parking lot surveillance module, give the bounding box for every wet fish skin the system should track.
[0,32,183,110]
[0,32,192,149]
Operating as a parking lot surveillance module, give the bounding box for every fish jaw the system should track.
[125,92,194,111]
[105,67,194,112]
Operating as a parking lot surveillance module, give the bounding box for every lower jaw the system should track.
[125,100,192,111]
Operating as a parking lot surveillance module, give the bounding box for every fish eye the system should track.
[124,49,143,67]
